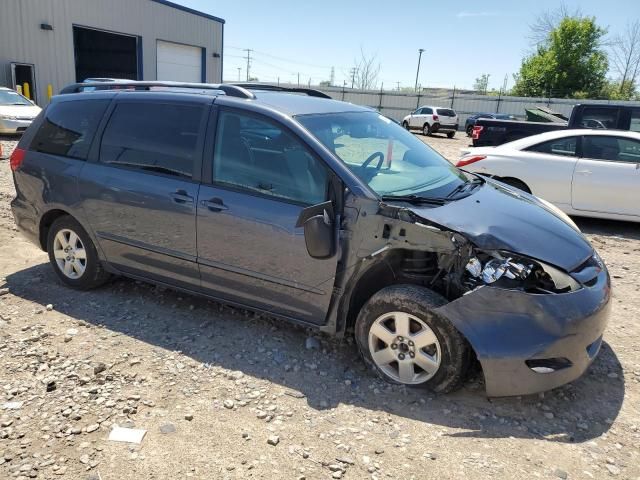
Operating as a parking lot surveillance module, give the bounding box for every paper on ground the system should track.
[108,426,147,444]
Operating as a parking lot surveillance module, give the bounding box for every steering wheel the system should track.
[361,151,385,170]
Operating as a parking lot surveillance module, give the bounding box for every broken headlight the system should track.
[464,251,580,293]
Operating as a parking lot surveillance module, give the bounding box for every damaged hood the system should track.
[407,181,593,271]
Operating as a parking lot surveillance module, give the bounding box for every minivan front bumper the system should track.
[434,267,611,397]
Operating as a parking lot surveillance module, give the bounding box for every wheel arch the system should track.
[39,208,73,251]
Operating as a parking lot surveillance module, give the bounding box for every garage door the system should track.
[157,40,202,82]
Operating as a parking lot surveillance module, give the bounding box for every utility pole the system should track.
[330,67,335,86]
[414,48,425,92]
[485,74,491,95]
[243,49,253,81]
[297,72,300,87]
[396,81,401,91]
[350,68,357,89]
[237,67,241,82]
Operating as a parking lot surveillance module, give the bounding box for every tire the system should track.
[422,123,432,136]
[498,177,531,194]
[355,285,471,393]
[447,131,456,139]
[47,216,110,290]
[402,121,410,131]
[466,125,473,136]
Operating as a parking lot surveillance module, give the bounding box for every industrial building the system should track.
[0,0,224,105]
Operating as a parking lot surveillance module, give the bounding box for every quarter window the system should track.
[526,137,578,157]
[31,100,109,159]
[213,110,327,205]
[630,108,640,133]
[99,102,203,179]
[583,136,640,163]
[579,107,617,129]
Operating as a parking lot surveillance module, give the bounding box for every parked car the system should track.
[473,104,640,147]
[458,129,640,222]
[402,106,458,138]
[11,81,610,397]
[0,87,42,134]
[465,113,516,136]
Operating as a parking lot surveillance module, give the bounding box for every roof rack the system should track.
[58,81,256,99]
[232,83,332,99]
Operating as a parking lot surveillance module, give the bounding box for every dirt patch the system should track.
[1,134,639,480]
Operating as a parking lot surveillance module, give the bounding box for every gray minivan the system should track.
[10,82,611,397]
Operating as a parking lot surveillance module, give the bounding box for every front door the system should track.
[196,108,339,324]
[409,108,424,128]
[572,135,640,217]
[79,99,208,288]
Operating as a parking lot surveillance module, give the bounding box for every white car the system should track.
[457,129,640,222]
[402,106,458,138]
[0,87,41,134]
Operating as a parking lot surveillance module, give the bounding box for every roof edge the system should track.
[150,0,225,24]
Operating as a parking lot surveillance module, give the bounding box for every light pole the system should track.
[414,49,425,92]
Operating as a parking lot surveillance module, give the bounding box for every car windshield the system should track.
[0,90,32,106]
[297,111,467,198]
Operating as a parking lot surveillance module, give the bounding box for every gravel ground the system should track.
[1,132,639,480]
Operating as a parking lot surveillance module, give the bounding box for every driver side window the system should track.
[213,110,328,206]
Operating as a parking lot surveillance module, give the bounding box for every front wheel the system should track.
[422,124,432,136]
[47,216,111,290]
[402,121,410,130]
[355,285,471,393]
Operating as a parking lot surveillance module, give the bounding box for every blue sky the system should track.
[177,0,637,90]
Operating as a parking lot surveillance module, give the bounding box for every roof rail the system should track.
[232,83,332,99]
[58,81,256,99]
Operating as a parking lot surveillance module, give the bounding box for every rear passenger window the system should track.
[579,107,618,129]
[630,109,640,133]
[213,110,327,205]
[100,102,203,179]
[526,137,577,157]
[31,100,108,159]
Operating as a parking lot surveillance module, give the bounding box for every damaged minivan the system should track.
[11,82,611,397]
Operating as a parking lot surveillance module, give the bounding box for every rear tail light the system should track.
[456,155,486,167]
[472,126,484,140]
[432,115,439,121]
[10,148,26,171]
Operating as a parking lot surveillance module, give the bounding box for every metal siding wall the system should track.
[0,0,223,105]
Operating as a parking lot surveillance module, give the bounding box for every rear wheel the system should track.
[355,285,471,393]
[422,123,432,136]
[447,131,456,139]
[498,177,531,194]
[47,216,110,290]
[466,125,473,136]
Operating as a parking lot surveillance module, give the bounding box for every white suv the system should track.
[402,106,459,138]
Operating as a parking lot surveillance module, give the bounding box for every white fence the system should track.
[283,84,640,130]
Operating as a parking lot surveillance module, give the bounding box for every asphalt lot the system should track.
[1,132,639,480]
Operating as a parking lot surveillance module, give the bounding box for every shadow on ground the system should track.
[5,259,624,444]
[575,216,640,241]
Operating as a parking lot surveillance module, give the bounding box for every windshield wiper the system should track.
[380,194,446,206]
[446,176,483,198]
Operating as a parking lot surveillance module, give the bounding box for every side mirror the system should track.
[296,201,335,259]
[303,215,334,259]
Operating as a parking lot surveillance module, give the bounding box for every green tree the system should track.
[473,74,490,94]
[513,17,608,98]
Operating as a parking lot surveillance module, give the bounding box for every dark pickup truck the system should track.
[472,104,640,147]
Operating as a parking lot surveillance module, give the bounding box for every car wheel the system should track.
[47,216,110,290]
[355,285,471,393]
[402,121,410,130]
[422,124,432,136]
[447,131,456,139]
[466,125,473,136]
[498,177,531,194]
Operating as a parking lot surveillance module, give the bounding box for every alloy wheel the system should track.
[368,311,441,384]
[53,228,87,279]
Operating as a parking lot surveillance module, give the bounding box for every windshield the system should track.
[297,111,467,198]
[0,90,32,106]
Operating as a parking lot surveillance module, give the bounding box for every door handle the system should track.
[576,170,592,175]
[201,197,228,212]
[170,190,194,204]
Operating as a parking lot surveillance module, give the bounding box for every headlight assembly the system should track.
[464,251,581,293]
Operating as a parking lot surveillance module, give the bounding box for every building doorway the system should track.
[73,26,140,82]
[11,63,36,102]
